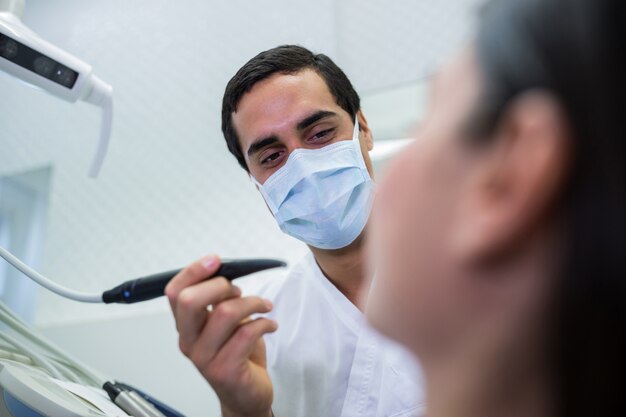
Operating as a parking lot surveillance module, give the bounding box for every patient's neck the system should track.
[424,257,556,417]
[427,356,553,417]
[309,233,367,308]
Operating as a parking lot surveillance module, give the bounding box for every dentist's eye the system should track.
[261,150,286,167]
[310,128,335,143]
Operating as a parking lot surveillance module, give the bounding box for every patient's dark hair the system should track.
[221,45,360,171]
[473,0,625,416]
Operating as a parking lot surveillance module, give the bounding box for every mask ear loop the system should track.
[250,173,279,214]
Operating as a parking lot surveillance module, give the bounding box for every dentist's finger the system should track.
[165,254,222,310]
[215,318,278,365]
[174,278,241,351]
[189,296,273,363]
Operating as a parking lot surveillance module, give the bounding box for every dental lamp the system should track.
[0,0,113,177]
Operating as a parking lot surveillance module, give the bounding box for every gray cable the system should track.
[0,245,102,303]
[0,332,63,379]
[0,302,106,386]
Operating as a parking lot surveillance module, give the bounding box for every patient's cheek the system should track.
[375,148,421,226]
[368,148,429,329]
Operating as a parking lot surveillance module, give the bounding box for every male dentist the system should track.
[166,45,424,417]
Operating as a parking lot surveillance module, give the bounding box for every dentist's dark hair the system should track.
[222,45,361,171]
[470,0,624,416]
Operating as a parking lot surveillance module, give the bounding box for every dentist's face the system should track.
[231,69,374,184]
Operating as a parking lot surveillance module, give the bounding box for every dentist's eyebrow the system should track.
[246,110,338,158]
[247,135,280,158]
[296,110,338,131]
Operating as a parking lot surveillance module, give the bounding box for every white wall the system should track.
[0,168,51,322]
[1,0,482,415]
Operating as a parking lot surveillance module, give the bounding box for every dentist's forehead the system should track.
[232,69,342,147]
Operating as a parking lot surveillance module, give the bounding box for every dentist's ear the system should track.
[452,91,572,265]
[357,110,374,151]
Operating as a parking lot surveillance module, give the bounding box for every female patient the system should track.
[366,0,624,416]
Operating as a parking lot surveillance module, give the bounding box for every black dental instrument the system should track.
[102,258,286,304]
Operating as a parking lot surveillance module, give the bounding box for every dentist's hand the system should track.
[165,255,277,417]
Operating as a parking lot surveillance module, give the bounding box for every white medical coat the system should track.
[240,252,425,417]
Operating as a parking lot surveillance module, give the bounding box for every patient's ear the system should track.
[452,91,572,265]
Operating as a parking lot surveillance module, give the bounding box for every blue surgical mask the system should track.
[251,118,374,250]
